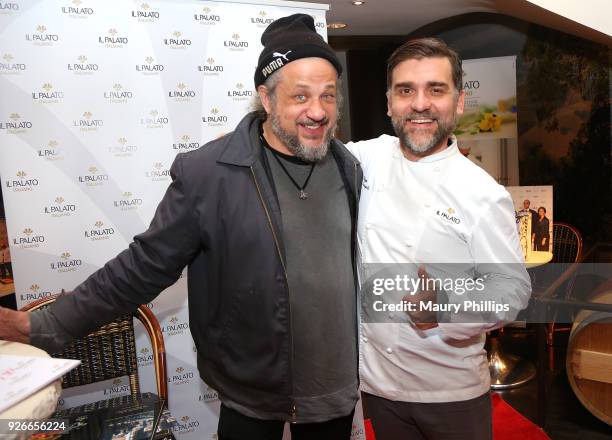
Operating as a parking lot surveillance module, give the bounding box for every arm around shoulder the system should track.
[345,134,396,176]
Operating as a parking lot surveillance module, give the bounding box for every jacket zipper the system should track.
[353,161,361,387]
[250,166,297,422]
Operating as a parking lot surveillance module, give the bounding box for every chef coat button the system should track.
[424,203,431,208]
[405,242,412,247]
[386,347,393,354]
[362,337,368,343]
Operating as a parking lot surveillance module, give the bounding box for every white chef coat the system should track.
[346,134,531,403]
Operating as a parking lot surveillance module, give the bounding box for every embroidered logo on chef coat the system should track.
[436,207,461,224]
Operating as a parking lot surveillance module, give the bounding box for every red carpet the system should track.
[364,393,551,440]
[491,393,551,440]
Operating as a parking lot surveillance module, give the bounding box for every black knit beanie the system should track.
[254,14,342,88]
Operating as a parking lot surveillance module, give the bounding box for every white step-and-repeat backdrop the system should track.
[0,0,365,438]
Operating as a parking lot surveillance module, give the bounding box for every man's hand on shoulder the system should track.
[0,306,31,344]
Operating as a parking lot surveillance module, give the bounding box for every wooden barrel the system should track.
[566,288,612,425]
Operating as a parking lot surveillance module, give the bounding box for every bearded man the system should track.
[346,38,530,440]
[0,14,362,440]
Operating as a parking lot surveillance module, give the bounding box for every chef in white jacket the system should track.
[346,37,531,440]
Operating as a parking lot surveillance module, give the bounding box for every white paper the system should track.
[0,355,80,413]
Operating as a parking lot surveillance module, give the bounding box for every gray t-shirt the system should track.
[270,145,358,421]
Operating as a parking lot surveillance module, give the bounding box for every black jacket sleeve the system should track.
[31,154,202,350]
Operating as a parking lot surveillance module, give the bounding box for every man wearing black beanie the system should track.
[0,13,361,440]
[253,13,344,163]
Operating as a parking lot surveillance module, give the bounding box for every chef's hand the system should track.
[402,266,438,331]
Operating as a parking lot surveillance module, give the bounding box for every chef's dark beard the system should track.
[392,111,457,156]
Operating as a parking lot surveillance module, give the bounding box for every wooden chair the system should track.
[552,222,583,265]
[21,294,168,404]
[489,222,584,385]
[547,222,583,367]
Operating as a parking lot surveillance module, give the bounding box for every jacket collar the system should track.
[216,112,262,167]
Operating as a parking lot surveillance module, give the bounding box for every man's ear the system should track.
[386,90,392,117]
[455,89,465,116]
[258,85,272,114]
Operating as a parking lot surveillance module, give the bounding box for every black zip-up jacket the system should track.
[41,112,363,419]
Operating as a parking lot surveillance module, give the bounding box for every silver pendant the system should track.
[299,190,308,200]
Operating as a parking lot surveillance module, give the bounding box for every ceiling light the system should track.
[327,22,347,29]
[352,1,365,5]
